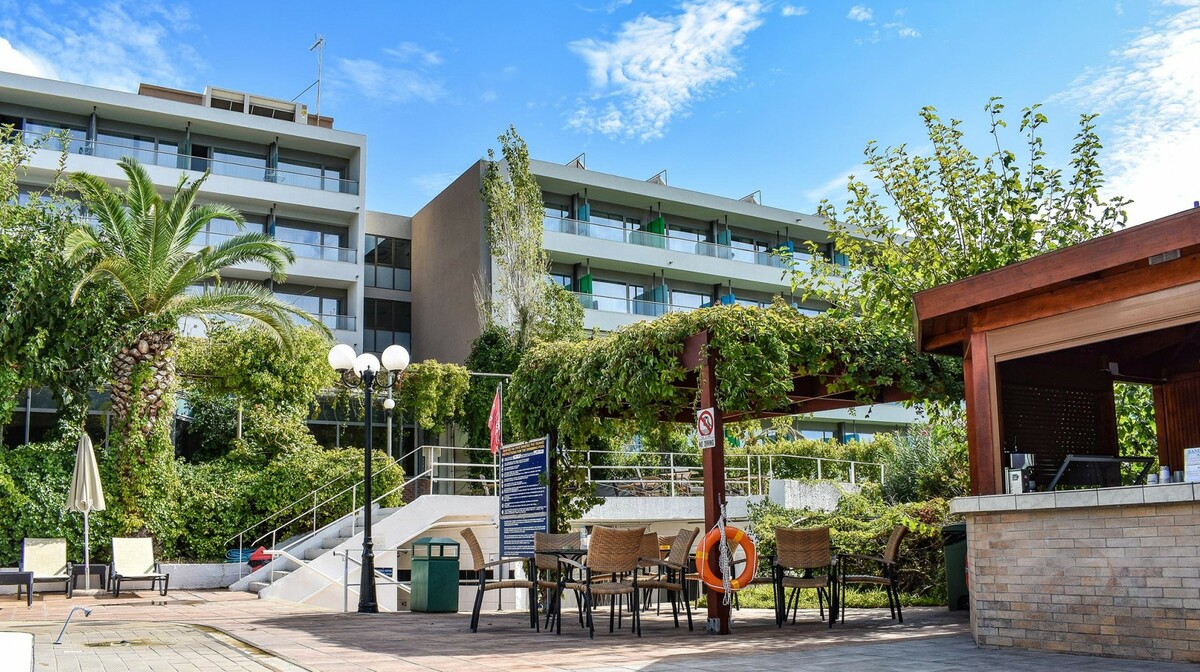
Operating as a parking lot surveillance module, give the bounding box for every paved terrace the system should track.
[0,590,1194,671]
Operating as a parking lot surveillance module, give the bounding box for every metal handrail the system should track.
[228,445,421,575]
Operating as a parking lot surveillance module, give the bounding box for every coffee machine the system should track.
[1005,452,1037,493]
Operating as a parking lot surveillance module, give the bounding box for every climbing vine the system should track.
[508,301,962,444]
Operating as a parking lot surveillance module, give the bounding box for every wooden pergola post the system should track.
[688,331,731,634]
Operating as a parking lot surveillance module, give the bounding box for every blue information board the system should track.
[499,437,549,557]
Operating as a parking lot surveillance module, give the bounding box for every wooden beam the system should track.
[914,208,1200,324]
[964,331,1001,495]
[696,331,730,635]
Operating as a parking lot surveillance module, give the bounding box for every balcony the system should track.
[572,291,697,317]
[30,133,360,195]
[190,231,356,264]
[544,216,808,271]
[313,313,356,332]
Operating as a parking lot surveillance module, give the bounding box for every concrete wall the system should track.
[161,563,246,590]
[411,161,487,364]
[954,483,1200,663]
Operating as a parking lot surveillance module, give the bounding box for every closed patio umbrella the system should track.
[67,433,106,590]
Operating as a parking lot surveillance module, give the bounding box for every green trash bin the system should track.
[943,523,968,611]
[410,537,461,613]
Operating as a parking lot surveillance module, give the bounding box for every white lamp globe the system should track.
[327,343,357,371]
[381,344,410,373]
[354,353,381,376]
[383,398,396,410]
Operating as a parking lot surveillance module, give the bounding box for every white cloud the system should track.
[568,0,765,141]
[1053,3,1200,222]
[383,42,444,67]
[481,90,498,103]
[897,27,921,38]
[0,36,55,78]
[0,1,201,91]
[847,5,873,21]
[332,57,445,104]
[781,5,809,16]
[803,163,866,204]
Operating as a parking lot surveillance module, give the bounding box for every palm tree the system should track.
[65,156,328,435]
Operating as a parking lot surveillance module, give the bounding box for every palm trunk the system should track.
[110,330,176,435]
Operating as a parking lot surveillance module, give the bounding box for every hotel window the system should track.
[24,120,87,153]
[198,215,266,247]
[543,202,569,231]
[670,290,708,310]
[364,298,412,354]
[212,147,268,181]
[276,219,351,262]
[365,235,411,290]
[591,279,644,313]
[274,284,350,331]
[666,224,707,253]
[589,210,640,242]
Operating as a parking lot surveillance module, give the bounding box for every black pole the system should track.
[359,370,378,613]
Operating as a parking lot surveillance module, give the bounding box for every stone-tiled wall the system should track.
[957,483,1200,663]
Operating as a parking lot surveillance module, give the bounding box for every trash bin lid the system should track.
[411,537,460,557]
[941,522,967,544]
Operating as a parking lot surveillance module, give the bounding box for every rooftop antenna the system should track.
[567,152,586,169]
[310,35,325,119]
[647,170,667,185]
[739,190,762,205]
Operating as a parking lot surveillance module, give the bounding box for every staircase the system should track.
[251,495,496,612]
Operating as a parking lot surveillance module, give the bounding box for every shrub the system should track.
[747,485,949,603]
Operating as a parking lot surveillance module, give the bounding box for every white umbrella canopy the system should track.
[67,434,106,590]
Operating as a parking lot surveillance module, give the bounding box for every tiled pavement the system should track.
[0,590,1194,671]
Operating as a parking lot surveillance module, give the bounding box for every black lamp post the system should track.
[327,342,410,613]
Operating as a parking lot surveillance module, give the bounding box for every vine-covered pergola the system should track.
[508,302,959,633]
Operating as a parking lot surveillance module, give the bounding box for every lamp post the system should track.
[327,342,410,613]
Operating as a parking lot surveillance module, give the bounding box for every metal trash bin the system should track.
[410,537,460,613]
[942,523,968,611]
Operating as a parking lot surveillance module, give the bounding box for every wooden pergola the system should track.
[548,329,913,635]
[913,208,1200,496]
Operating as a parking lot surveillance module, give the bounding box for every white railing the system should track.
[575,449,883,497]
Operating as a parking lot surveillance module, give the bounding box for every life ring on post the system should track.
[694,526,757,593]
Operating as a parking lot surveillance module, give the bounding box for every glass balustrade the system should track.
[28,133,359,195]
[545,215,804,269]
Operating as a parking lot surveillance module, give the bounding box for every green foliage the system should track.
[183,394,239,461]
[0,435,405,563]
[879,421,970,504]
[178,323,335,415]
[66,157,326,342]
[225,402,322,464]
[395,360,471,431]
[480,126,557,350]
[1115,382,1158,476]
[175,445,404,561]
[748,488,950,602]
[462,327,522,449]
[508,302,961,445]
[0,126,125,428]
[796,100,1128,338]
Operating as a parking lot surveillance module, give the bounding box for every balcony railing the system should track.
[188,231,356,263]
[545,216,810,271]
[315,313,356,331]
[30,133,360,195]
[572,291,698,317]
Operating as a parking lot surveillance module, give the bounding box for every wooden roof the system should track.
[914,208,1200,356]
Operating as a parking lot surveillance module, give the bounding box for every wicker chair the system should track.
[637,527,698,630]
[534,531,580,629]
[838,524,908,624]
[773,527,835,628]
[557,526,645,638]
[460,527,538,633]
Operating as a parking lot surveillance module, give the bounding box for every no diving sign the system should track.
[697,407,716,449]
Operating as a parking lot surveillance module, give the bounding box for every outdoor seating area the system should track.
[463,522,910,639]
[109,537,170,598]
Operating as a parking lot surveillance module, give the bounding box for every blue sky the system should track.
[1,1,1197,224]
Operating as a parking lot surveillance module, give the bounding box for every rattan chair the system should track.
[557,526,645,638]
[838,524,908,624]
[460,527,538,633]
[773,526,835,628]
[637,527,698,630]
[534,531,580,629]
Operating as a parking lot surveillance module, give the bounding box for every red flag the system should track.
[487,384,502,454]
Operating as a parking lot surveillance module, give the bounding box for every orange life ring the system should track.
[694,526,757,593]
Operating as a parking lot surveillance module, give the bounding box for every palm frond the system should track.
[70,171,136,259]
[71,259,141,313]
[201,233,296,281]
[165,281,333,347]
[172,202,244,259]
